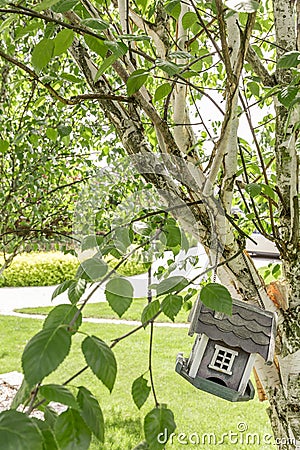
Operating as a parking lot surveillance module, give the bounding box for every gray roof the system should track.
[189,297,277,364]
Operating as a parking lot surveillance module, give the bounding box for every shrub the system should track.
[0,252,79,287]
[0,252,148,287]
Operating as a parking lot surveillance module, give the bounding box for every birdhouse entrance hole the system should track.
[207,377,227,387]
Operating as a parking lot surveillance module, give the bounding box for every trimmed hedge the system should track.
[0,252,79,287]
[0,252,148,287]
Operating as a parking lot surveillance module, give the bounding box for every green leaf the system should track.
[119,34,151,42]
[0,16,14,32]
[46,127,58,142]
[80,257,108,281]
[126,69,149,96]
[277,51,300,69]
[61,72,82,83]
[163,224,182,247]
[52,280,74,300]
[31,38,54,72]
[154,83,172,102]
[156,276,189,296]
[247,81,260,97]
[34,0,61,11]
[81,234,100,251]
[114,227,132,249]
[144,405,176,450]
[200,283,232,315]
[132,221,151,236]
[51,0,78,12]
[0,411,43,450]
[105,277,133,317]
[68,278,87,304]
[182,11,198,30]
[81,18,109,31]
[77,386,104,442]
[156,59,181,76]
[57,124,72,136]
[245,183,261,197]
[165,0,181,19]
[84,35,107,57]
[10,378,31,410]
[44,406,58,428]
[261,183,276,200]
[54,409,91,450]
[82,335,117,392]
[225,0,259,13]
[40,384,79,410]
[37,425,58,450]
[161,294,182,321]
[278,86,298,108]
[43,304,82,333]
[22,326,72,386]
[53,29,74,56]
[95,42,128,79]
[0,139,9,153]
[141,300,160,325]
[132,375,151,409]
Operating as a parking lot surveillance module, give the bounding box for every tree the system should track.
[0,0,299,449]
[0,56,125,272]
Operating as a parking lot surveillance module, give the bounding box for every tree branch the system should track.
[1,5,105,40]
[246,45,276,86]
[215,0,233,81]
[0,49,134,104]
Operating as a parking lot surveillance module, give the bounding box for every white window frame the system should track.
[208,344,238,375]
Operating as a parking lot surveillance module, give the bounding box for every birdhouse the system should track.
[175,297,277,402]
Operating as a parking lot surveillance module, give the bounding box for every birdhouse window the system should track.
[208,344,238,376]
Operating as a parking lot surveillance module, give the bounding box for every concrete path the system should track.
[0,247,206,316]
[0,248,278,325]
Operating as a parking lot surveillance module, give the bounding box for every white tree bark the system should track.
[172,2,196,156]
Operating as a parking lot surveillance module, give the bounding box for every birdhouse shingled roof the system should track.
[189,297,277,364]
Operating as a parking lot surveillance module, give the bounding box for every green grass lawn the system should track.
[0,315,274,449]
[15,297,192,323]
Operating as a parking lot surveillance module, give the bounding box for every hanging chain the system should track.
[241,251,266,310]
[210,241,265,310]
[213,242,219,283]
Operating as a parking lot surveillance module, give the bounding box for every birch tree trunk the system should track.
[266,1,300,447]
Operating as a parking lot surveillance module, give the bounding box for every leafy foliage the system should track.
[0,252,78,287]
[105,277,134,317]
[132,375,151,409]
[81,335,117,392]
[54,409,91,450]
[22,326,72,386]
[200,283,232,315]
[77,386,105,442]
[144,405,176,450]
[161,294,183,321]
[43,304,82,333]
[40,384,79,410]
[0,410,43,450]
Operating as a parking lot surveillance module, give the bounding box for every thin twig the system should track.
[238,92,277,238]
[2,5,105,40]
[147,266,159,407]
[0,50,133,105]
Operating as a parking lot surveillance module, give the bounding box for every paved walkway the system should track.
[0,250,277,328]
[0,273,190,328]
